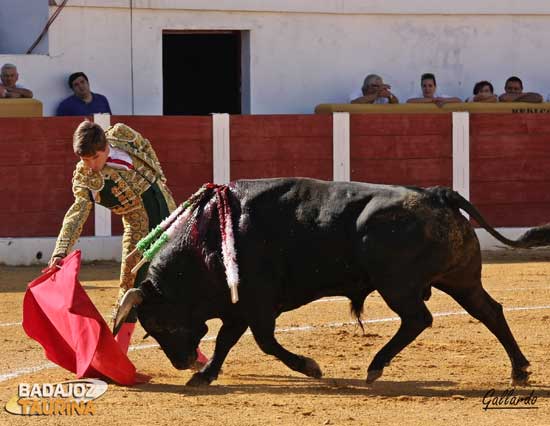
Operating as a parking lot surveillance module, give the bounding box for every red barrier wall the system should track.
[230,115,333,180]
[1,113,549,238]
[470,114,550,227]
[0,117,95,237]
[110,116,213,235]
[350,114,452,187]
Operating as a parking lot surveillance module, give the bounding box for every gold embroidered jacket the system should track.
[52,123,176,290]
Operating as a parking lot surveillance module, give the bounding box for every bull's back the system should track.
[231,178,478,294]
[231,178,420,289]
[233,178,403,240]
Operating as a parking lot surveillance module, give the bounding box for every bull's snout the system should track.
[170,350,197,370]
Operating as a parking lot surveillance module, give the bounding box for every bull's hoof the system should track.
[302,357,323,379]
[186,372,212,387]
[511,367,532,386]
[366,369,383,384]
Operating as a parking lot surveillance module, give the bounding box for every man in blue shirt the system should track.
[56,72,112,116]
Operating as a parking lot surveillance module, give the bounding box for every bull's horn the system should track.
[113,288,144,336]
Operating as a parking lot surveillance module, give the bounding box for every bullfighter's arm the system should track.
[51,186,93,261]
[137,136,168,184]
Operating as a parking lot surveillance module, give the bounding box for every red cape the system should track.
[22,250,137,385]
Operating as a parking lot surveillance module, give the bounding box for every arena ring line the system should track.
[2,303,550,383]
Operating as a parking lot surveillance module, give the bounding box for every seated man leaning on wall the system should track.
[57,72,112,116]
[466,81,498,103]
[498,76,543,103]
[406,73,462,107]
[0,63,33,99]
[350,74,399,104]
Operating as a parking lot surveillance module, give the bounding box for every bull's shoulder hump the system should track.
[231,177,420,207]
[231,177,360,200]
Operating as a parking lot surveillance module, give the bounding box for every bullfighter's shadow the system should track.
[128,374,550,399]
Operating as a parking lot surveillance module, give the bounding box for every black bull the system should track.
[114,178,550,386]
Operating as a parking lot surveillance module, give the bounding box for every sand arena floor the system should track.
[1,250,550,425]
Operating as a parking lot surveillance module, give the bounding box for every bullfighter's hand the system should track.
[48,255,64,268]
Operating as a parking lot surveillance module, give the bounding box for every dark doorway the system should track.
[163,31,242,115]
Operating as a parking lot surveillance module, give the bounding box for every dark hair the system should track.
[68,72,89,89]
[473,81,494,95]
[421,73,436,86]
[505,76,523,90]
[73,121,107,156]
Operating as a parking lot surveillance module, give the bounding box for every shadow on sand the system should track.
[127,373,550,400]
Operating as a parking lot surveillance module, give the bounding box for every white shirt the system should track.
[415,92,453,99]
[349,90,390,104]
[106,146,134,171]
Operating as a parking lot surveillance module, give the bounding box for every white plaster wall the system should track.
[0,0,48,55]
[0,7,132,116]
[127,9,550,114]
[1,2,550,115]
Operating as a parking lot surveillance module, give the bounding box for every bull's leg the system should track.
[249,316,323,379]
[445,286,531,385]
[366,291,433,384]
[186,319,248,386]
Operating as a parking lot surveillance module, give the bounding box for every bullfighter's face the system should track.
[137,281,208,370]
[80,145,110,172]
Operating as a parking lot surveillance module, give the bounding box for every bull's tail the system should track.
[348,287,371,334]
[434,187,550,249]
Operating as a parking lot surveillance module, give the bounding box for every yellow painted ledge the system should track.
[314,102,550,114]
[0,99,43,117]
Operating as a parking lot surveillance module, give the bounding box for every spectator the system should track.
[56,72,112,116]
[406,73,462,107]
[499,76,543,103]
[466,81,497,103]
[351,74,399,104]
[0,63,33,99]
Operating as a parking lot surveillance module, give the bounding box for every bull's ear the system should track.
[113,288,144,336]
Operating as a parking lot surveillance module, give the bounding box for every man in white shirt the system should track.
[350,74,399,104]
[0,63,33,99]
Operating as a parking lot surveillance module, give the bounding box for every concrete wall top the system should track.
[60,0,550,15]
[3,2,550,116]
